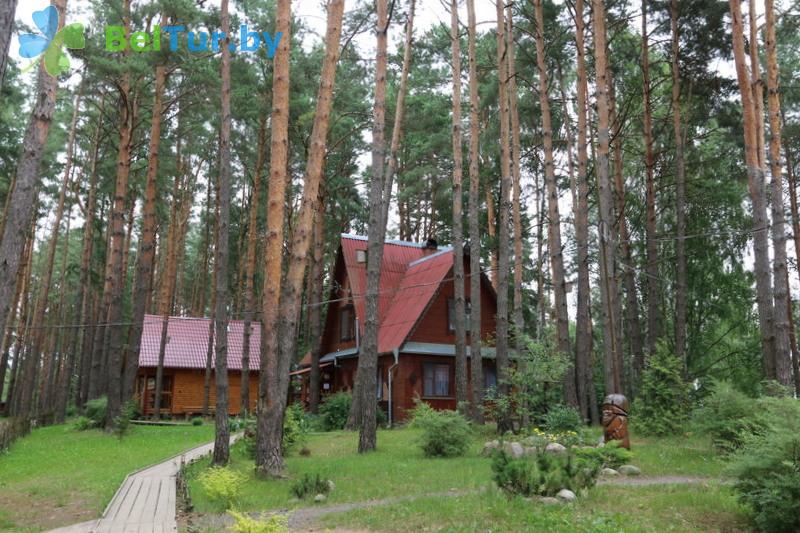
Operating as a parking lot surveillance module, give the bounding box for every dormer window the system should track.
[447,298,472,332]
[340,305,355,341]
[356,249,367,263]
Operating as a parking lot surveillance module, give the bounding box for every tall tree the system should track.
[352,0,389,453]
[494,0,512,426]
[591,0,622,394]
[465,0,483,422]
[213,0,233,466]
[764,0,793,386]
[256,0,291,475]
[533,0,574,406]
[0,0,18,89]
[641,0,661,360]
[260,0,345,473]
[729,0,775,378]
[450,0,468,413]
[0,0,66,376]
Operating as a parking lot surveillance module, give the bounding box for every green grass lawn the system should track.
[0,422,214,532]
[187,427,744,531]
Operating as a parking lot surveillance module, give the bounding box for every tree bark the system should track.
[450,0,468,414]
[0,0,18,89]
[494,0,512,428]
[0,0,66,388]
[255,0,291,475]
[533,0,574,406]
[640,1,661,361]
[764,0,792,387]
[591,0,622,394]
[0,231,31,410]
[308,191,327,413]
[729,0,775,378]
[466,0,483,423]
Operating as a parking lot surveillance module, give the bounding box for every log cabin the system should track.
[136,315,260,417]
[291,234,499,423]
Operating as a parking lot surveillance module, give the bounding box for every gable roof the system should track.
[139,314,260,371]
[339,234,454,355]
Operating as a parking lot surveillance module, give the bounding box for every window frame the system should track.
[447,298,472,333]
[423,362,452,398]
[340,305,355,341]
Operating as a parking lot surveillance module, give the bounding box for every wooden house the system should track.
[292,234,499,423]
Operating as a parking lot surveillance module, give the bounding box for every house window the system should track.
[484,365,497,390]
[144,375,173,411]
[356,249,367,263]
[423,363,451,397]
[340,306,355,341]
[447,298,472,332]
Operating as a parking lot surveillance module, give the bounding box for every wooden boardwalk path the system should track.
[47,435,239,533]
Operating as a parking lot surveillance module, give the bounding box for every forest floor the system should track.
[185,428,747,532]
[0,422,213,532]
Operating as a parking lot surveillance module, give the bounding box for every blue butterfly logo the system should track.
[18,5,85,77]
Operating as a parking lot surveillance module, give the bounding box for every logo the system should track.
[105,25,282,57]
[18,6,85,76]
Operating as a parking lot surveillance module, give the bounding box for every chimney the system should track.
[424,238,438,250]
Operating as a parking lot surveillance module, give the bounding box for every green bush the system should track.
[291,473,332,500]
[408,402,471,457]
[85,396,108,427]
[632,344,691,436]
[491,449,601,497]
[228,511,288,533]
[197,467,247,510]
[191,416,204,426]
[692,381,760,453]
[72,416,93,431]
[542,405,583,433]
[282,403,310,452]
[727,398,800,533]
[572,440,633,469]
[319,392,352,431]
[113,401,138,439]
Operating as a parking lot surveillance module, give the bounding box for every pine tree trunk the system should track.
[241,115,267,417]
[494,0,513,429]
[450,0,468,414]
[126,47,167,404]
[641,0,661,362]
[350,0,388,454]
[486,189,498,289]
[534,0,574,406]
[0,232,31,410]
[308,192,326,413]
[569,0,593,418]
[203,187,218,417]
[0,0,66,380]
[466,0,484,423]
[591,0,622,394]
[729,0,775,378]
[764,0,793,387]
[212,0,233,466]
[0,0,17,87]
[786,126,800,394]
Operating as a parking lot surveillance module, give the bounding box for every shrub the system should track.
[692,381,760,453]
[409,403,471,457]
[491,449,601,497]
[72,416,93,431]
[191,416,203,426]
[282,403,310,452]
[85,396,108,427]
[291,473,331,500]
[727,399,800,533]
[542,405,583,433]
[632,343,691,436]
[113,401,138,439]
[319,392,351,431]
[197,467,246,510]
[228,511,288,533]
[572,440,633,469]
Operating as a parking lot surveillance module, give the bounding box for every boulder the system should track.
[619,464,641,476]
[314,493,327,503]
[503,441,525,459]
[482,440,500,456]
[545,442,567,455]
[600,467,619,477]
[556,489,577,502]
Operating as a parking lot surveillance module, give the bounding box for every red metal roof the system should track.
[340,235,454,355]
[139,314,261,371]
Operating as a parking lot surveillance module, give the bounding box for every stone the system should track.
[619,464,641,476]
[327,479,336,491]
[503,441,525,459]
[600,467,619,477]
[314,494,327,503]
[545,442,567,455]
[482,440,500,456]
[556,489,577,502]
[539,497,561,505]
